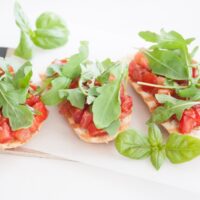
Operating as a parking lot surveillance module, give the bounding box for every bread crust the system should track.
[60,105,132,143]
[129,80,200,134]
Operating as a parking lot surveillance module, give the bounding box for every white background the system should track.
[1,0,200,199]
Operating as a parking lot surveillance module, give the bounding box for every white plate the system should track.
[2,0,200,194]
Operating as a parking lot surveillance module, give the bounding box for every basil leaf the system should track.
[92,76,122,129]
[13,61,32,88]
[166,133,200,164]
[59,88,86,109]
[15,31,33,60]
[145,49,188,80]
[62,41,89,79]
[150,148,166,170]
[148,123,164,146]
[104,119,120,136]
[14,1,30,33]
[115,129,151,159]
[41,76,70,105]
[31,12,69,49]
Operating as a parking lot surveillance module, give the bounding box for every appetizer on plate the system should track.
[0,58,48,149]
[42,41,133,143]
[128,30,200,135]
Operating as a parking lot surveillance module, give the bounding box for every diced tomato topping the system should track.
[179,105,200,134]
[33,102,48,123]
[12,129,32,143]
[30,84,38,91]
[87,121,107,137]
[8,66,14,74]
[69,78,79,89]
[70,107,85,124]
[0,122,13,143]
[192,67,198,78]
[29,118,40,133]
[26,95,40,106]
[80,110,93,129]
[129,58,158,94]
[134,52,149,68]
[121,95,132,115]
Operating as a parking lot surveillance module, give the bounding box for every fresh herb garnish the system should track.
[115,124,200,170]
[14,1,69,59]
[0,58,34,130]
[42,42,127,135]
[149,94,199,123]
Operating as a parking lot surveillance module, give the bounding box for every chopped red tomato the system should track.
[70,107,84,124]
[129,52,162,94]
[80,110,93,129]
[121,95,132,115]
[69,78,79,89]
[134,52,149,68]
[8,66,14,74]
[33,102,48,123]
[87,122,107,137]
[179,106,200,134]
[29,118,39,133]
[192,67,198,78]
[0,122,12,143]
[12,129,31,143]
[26,95,40,106]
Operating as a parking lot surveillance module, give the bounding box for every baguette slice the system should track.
[129,80,200,135]
[59,103,132,143]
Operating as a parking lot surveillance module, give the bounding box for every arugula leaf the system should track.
[139,31,159,42]
[31,12,69,49]
[15,31,33,60]
[144,49,188,80]
[149,94,199,123]
[104,119,120,136]
[14,1,31,33]
[139,30,196,80]
[62,41,89,79]
[92,73,122,129]
[46,63,62,76]
[177,85,200,100]
[0,81,33,130]
[166,133,200,164]
[41,76,70,105]
[115,129,151,159]
[59,88,86,109]
[13,61,32,88]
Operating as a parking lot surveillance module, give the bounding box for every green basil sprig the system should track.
[115,124,200,170]
[14,1,69,59]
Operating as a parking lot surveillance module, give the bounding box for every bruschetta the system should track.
[128,30,200,135]
[0,58,48,149]
[42,41,133,143]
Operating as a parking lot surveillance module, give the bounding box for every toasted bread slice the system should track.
[129,80,200,134]
[60,106,132,143]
